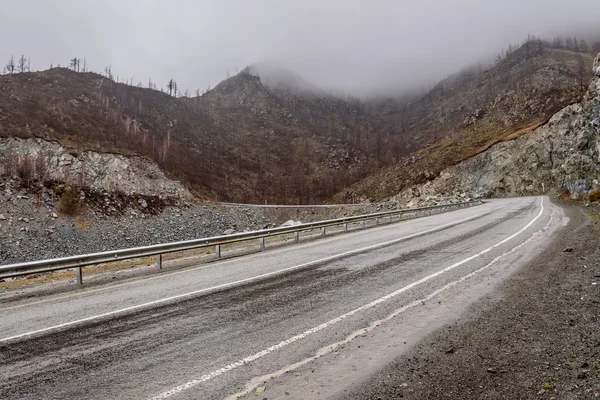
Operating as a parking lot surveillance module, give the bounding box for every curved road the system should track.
[0,196,564,399]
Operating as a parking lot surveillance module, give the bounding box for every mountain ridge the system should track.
[0,41,595,204]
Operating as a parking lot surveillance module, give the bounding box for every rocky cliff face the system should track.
[0,137,194,201]
[393,52,600,202]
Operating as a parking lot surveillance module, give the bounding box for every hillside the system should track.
[335,43,595,202]
[0,67,376,204]
[0,41,595,205]
[389,51,600,203]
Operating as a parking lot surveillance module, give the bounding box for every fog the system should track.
[2,0,599,96]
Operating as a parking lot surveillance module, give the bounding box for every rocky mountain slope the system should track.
[389,52,600,203]
[336,43,595,202]
[0,66,374,204]
[0,41,595,205]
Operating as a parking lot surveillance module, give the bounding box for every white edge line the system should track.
[149,198,546,399]
[229,200,557,400]
[0,206,494,343]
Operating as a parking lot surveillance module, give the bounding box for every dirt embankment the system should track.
[349,198,599,399]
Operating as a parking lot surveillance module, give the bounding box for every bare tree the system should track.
[566,37,573,49]
[70,57,80,72]
[506,44,514,56]
[553,36,562,48]
[579,39,589,54]
[104,65,113,80]
[6,56,15,74]
[27,57,31,72]
[577,55,587,91]
[167,79,175,96]
[17,55,27,73]
[148,77,153,89]
[82,57,87,72]
[495,52,503,63]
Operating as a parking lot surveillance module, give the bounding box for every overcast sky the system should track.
[2,0,599,96]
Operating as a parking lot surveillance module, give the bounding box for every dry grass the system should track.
[58,186,81,216]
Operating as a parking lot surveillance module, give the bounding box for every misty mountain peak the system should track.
[243,63,323,95]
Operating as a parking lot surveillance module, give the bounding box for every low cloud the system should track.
[2,0,599,96]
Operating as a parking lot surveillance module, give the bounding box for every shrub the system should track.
[16,154,34,183]
[34,154,47,180]
[58,186,81,216]
[588,189,600,202]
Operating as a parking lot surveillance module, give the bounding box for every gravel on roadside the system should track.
[347,198,600,400]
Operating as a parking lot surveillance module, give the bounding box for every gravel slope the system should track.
[0,177,392,266]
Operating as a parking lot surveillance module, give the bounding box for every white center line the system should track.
[0,207,492,343]
[149,198,545,399]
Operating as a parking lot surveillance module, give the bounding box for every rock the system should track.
[280,220,301,227]
[562,247,574,252]
[223,228,235,235]
[51,212,58,218]
[138,199,148,208]
[0,214,5,220]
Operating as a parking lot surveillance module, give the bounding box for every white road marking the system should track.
[0,207,492,343]
[229,200,557,400]
[149,198,545,399]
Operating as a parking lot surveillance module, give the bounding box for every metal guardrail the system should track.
[220,202,370,208]
[0,200,481,285]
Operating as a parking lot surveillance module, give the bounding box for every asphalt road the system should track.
[0,196,564,400]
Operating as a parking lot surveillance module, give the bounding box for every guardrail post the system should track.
[344,223,348,231]
[362,220,366,229]
[260,237,265,250]
[76,267,83,285]
[157,254,162,270]
[376,218,380,225]
[294,231,299,242]
[321,227,326,236]
[216,244,221,259]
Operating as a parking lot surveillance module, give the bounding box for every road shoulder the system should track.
[346,198,600,399]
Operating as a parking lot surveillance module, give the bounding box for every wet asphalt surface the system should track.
[0,197,555,399]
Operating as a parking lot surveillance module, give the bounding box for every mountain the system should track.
[390,51,600,203]
[0,66,375,204]
[0,41,596,205]
[335,42,596,202]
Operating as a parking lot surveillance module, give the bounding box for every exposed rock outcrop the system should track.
[0,137,194,200]
[394,52,600,201]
